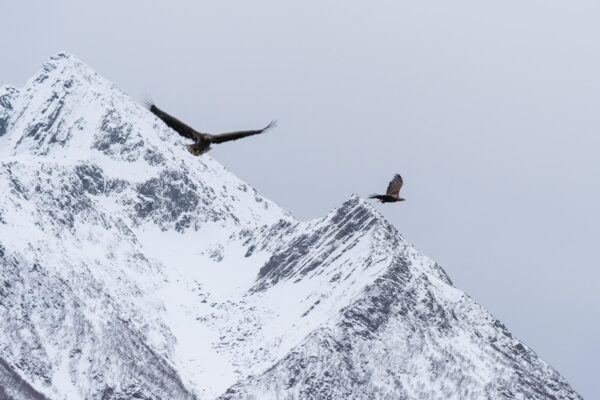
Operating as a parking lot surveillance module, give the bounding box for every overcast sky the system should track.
[2,1,599,397]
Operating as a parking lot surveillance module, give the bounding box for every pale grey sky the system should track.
[2,1,599,397]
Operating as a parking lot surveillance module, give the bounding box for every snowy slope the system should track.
[0,53,582,400]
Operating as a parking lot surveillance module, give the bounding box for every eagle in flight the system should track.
[369,174,405,203]
[146,102,276,156]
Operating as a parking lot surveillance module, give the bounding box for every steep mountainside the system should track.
[0,53,582,399]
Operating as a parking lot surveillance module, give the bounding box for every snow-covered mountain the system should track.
[0,53,581,399]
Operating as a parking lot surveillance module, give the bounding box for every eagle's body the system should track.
[369,174,405,203]
[370,194,404,203]
[146,102,276,156]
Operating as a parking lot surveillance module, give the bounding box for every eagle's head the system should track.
[186,144,211,156]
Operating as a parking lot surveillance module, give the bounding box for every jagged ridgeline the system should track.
[0,53,581,399]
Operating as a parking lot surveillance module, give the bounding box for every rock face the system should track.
[0,53,581,400]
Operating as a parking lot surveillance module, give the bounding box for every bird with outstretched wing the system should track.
[369,174,406,203]
[145,102,276,156]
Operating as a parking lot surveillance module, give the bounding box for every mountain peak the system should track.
[38,51,96,81]
[24,52,103,100]
[337,192,383,222]
[1,53,114,158]
[49,51,74,61]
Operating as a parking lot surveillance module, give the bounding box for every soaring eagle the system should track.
[145,102,276,155]
[369,174,406,203]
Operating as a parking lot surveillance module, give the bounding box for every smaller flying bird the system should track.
[145,102,276,156]
[369,174,406,203]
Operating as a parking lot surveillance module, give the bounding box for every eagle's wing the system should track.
[146,102,201,141]
[386,174,403,196]
[208,121,277,144]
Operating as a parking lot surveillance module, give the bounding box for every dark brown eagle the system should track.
[369,174,406,203]
[145,102,276,155]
